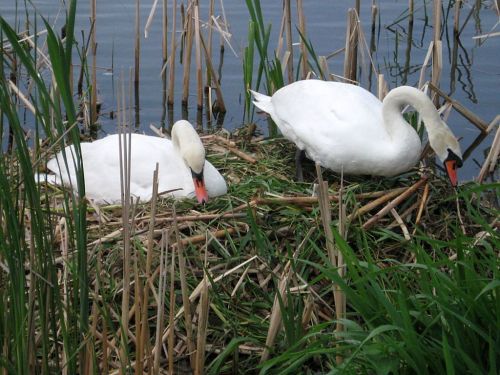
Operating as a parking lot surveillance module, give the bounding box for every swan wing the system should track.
[267,80,396,174]
[47,133,227,203]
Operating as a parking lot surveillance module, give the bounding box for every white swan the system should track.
[45,120,227,204]
[250,80,463,185]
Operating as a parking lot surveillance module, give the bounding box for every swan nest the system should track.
[31,128,498,370]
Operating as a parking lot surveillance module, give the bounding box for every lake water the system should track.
[1,1,499,180]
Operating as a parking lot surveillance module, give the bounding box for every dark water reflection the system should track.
[1,1,499,180]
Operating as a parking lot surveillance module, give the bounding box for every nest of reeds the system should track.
[35,129,498,373]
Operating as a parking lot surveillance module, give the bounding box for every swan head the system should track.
[186,149,209,204]
[172,120,209,204]
[429,121,463,187]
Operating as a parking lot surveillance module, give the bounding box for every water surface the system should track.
[2,1,499,180]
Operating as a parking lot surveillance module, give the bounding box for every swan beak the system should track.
[444,159,458,187]
[192,170,209,204]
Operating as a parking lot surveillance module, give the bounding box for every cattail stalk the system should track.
[134,0,141,86]
[431,0,442,106]
[90,0,97,126]
[343,8,358,82]
[182,3,194,106]
[296,0,308,79]
[168,0,177,105]
[284,0,293,83]
[194,3,203,110]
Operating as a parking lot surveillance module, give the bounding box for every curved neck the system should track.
[382,86,442,138]
[171,120,205,173]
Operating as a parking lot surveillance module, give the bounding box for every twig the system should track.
[363,176,428,229]
[428,82,489,133]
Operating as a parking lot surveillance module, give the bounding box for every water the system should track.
[1,1,499,180]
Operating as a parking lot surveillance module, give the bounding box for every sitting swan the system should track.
[45,120,227,204]
[250,80,463,185]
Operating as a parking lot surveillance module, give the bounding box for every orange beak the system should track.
[193,176,209,204]
[444,159,458,187]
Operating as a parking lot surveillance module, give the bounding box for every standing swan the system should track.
[45,120,227,204]
[250,80,463,185]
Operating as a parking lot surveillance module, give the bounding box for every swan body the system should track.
[45,120,227,204]
[251,80,462,184]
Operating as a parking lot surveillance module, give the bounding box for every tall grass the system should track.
[0,1,498,374]
[0,2,89,372]
[243,0,328,135]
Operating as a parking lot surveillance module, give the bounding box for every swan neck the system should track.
[171,120,205,174]
[382,86,441,136]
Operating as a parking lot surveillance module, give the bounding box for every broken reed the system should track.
[90,0,97,126]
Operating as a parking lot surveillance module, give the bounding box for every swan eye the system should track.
[446,148,463,168]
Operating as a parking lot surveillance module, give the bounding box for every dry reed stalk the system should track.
[168,241,176,374]
[139,212,246,225]
[173,226,241,248]
[336,171,347,363]
[7,79,36,115]
[153,230,169,374]
[249,188,409,209]
[201,134,236,147]
[477,124,500,182]
[137,165,159,373]
[168,0,177,105]
[90,0,97,126]
[388,201,419,230]
[347,187,408,221]
[144,0,159,38]
[353,2,379,85]
[60,218,69,375]
[206,0,215,88]
[418,42,434,89]
[194,4,203,110]
[343,8,358,82]
[319,56,330,81]
[427,82,489,133]
[284,0,293,83]
[174,206,195,369]
[260,224,315,363]
[377,73,387,99]
[133,229,143,375]
[454,0,462,35]
[182,4,194,106]
[315,164,345,365]
[162,0,168,82]
[112,257,256,372]
[230,265,251,297]
[162,255,259,349]
[431,0,442,106]
[219,143,257,163]
[209,14,237,57]
[134,0,141,86]
[194,245,210,375]
[390,208,411,240]
[118,77,133,373]
[101,313,109,374]
[301,295,314,330]
[363,176,428,229]
[413,181,430,233]
[199,32,226,112]
[259,263,290,363]
[296,0,309,79]
[487,115,500,133]
[86,279,99,374]
[276,5,286,58]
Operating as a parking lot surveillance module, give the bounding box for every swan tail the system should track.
[249,90,274,116]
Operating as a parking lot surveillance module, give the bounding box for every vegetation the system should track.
[1,0,498,374]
